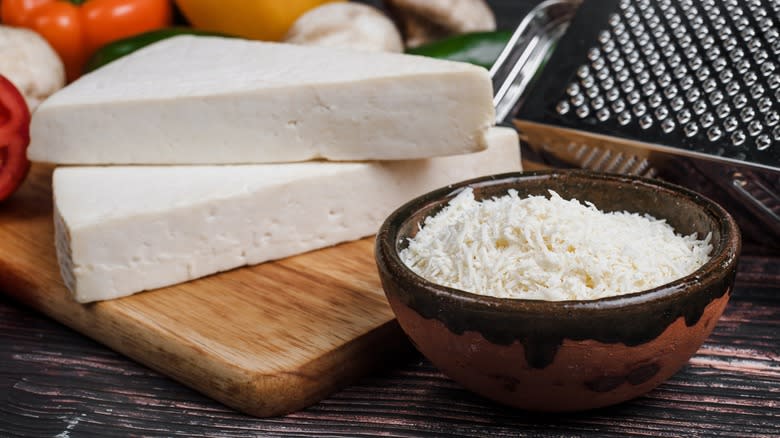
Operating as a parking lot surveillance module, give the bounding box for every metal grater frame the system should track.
[496,0,780,244]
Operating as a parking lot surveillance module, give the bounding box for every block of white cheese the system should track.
[29,35,495,165]
[53,127,520,303]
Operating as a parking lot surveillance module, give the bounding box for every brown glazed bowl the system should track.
[375,170,741,412]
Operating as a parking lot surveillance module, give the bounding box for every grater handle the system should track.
[490,0,581,125]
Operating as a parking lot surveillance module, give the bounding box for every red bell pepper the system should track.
[0,76,31,202]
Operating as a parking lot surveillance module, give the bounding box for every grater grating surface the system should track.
[518,0,780,172]
[508,0,780,243]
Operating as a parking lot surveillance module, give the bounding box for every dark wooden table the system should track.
[1,255,778,437]
[2,1,780,436]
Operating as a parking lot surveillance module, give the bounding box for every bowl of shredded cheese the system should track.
[375,170,740,412]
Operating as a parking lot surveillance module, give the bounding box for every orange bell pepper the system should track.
[1,0,172,82]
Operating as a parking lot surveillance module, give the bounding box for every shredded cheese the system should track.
[399,188,712,301]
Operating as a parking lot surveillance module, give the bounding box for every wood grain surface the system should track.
[0,165,410,418]
[2,1,779,435]
[0,256,777,437]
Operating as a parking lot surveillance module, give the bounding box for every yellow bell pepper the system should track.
[174,0,345,42]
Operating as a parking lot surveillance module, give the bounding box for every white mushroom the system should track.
[0,26,65,111]
[284,3,404,53]
[384,0,497,48]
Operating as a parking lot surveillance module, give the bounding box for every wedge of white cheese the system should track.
[29,35,495,165]
[53,127,520,303]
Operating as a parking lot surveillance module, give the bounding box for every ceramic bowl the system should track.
[375,170,741,411]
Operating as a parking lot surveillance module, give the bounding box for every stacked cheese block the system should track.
[29,36,521,303]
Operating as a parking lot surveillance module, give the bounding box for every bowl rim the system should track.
[376,169,741,312]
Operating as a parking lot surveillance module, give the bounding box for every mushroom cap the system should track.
[385,0,496,47]
[391,0,496,33]
[285,3,404,53]
[0,26,65,111]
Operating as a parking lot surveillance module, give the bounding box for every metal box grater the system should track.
[497,0,780,245]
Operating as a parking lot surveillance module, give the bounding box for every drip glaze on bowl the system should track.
[375,170,741,411]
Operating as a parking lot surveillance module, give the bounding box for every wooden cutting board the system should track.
[0,164,410,417]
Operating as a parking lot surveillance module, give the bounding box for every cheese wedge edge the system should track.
[30,36,495,165]
[53,127,521,303]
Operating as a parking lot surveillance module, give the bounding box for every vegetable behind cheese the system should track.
[85,28,234,73]
[406,31,512,70]
[0,76,31,202]
[284,3,403,53]
[384,0,497,48]
[174,0,344,41]
[0,25,65,111]
[1,0,172,82]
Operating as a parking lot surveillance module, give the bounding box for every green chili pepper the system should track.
[85,28,233,73]
[406,31,512,70]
